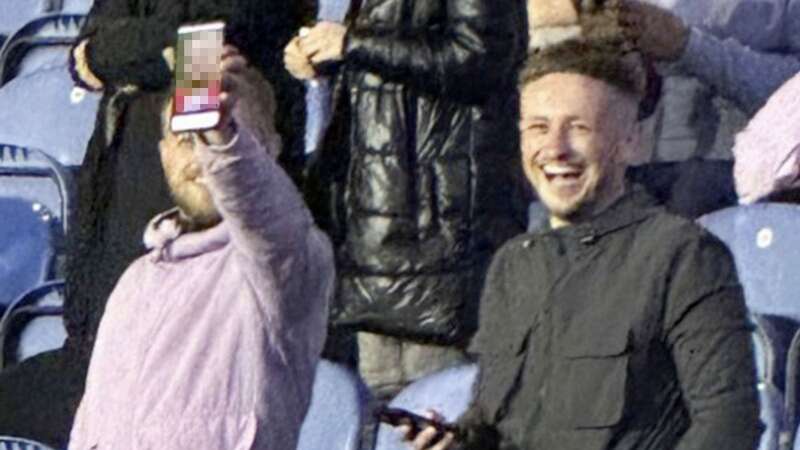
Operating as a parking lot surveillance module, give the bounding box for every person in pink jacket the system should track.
[68,46,334,450]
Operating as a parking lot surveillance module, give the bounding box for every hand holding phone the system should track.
[376,407,458,449]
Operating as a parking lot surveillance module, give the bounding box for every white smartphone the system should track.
[170,21,225,133]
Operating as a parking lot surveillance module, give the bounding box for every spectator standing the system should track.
[284,0,528,397]
[69,48,333,450]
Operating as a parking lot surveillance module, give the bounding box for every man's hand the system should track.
[283,36,317,80]
[201,45,248,146]
[397,411,456,450]
[619,0,690,61]
[298,21,347,65]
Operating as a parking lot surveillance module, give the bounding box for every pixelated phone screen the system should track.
[174,23,224,115]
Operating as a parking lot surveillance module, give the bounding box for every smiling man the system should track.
[401,40,762,450]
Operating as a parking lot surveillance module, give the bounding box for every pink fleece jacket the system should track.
[68,127,334,450]
[734,72,800,204]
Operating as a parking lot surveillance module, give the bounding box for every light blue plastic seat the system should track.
[297,359,371,450]
[0,145,73,234]
[0,65,98,167]
[0,14,87,85]
[699,204,800,450]
[0,0,52,39]
[0,197,55,311]
[0,435,58,450]
[698,204,800,320]
[374,364,479,450]
[0,281,65,369]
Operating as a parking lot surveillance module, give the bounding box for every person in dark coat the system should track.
[284,0,529,396]
[0,0,309,445]
[402,39,762,450]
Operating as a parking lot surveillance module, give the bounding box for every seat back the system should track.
[0,14,87,85]
[0,435,57,450]
[0,0,58,39]
[699,205,800,449]
[0,281,65,369]
[297,359,370,450]
[698,204,800,321]
[760,381,784,450]
[374,364,479,450]
[0,64,99,167]
[0,145,74,232]
[0,197,55,310]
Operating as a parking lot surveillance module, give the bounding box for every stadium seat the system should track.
[0,64,99,167]
[0,0,53,40]
[0,197,56,312]
[297,359,371,450]
[374,364,479,450]
[760,381,784,450]
[698,204,800,321]
[0,281,65,370]
[750,319,786,450]
[0,144,73,234]
[0,436,57,450]
[699,204,800,449]
[0,14,87,85]
[61,0,94,15]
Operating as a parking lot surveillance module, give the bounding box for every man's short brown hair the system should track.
[520,5,662,119]
[519,40,646,100]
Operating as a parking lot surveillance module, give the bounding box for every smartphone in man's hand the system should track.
[171,21,225,132]
[376,406,459,440]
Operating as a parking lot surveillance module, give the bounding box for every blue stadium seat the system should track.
[698,204,800,449]
[698,204,800,321]
[750,319,785,450]
[61,0,94,15]
[0,281,65,370]
[0,436,57,450]
[0,64,99,167]
[760,381,784,450]
[0,145,73,234]
[0,0,91,49]
[0,14,87,85]
[0,198,56,312]
[0,1,52,39]
[374,364,478,450]
[297,359,371,450]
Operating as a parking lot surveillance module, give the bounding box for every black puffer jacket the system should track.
[310,0,528,345]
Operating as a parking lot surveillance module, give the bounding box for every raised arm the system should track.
[664,230,763,450]
[195,126,314,267]
[621,0,800,115]
[675,27,800,115]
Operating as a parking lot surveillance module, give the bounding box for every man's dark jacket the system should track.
[308,0,529,345]
[456,186,762,450]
